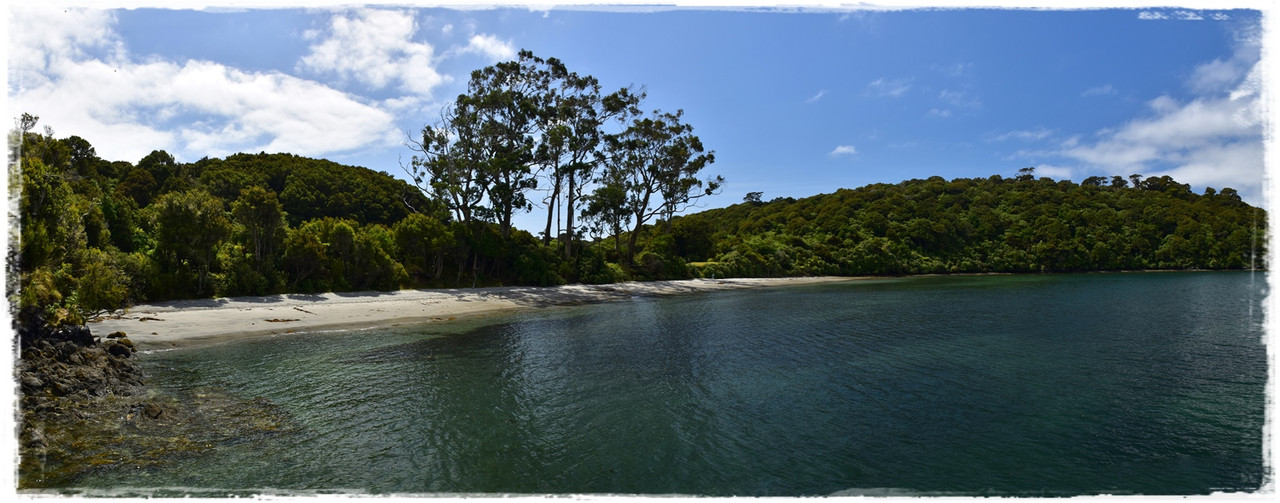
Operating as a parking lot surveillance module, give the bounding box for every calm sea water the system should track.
[77,272,1267,496]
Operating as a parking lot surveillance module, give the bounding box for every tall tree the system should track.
[407,103,489,227]
[231,186,286,271]
[534,63,643,259]
[458,49,553,239]
[597,109,720,264]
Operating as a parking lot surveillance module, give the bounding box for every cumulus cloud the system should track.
[828,145,857,157]
[1059,46,1263,201]
[10,7,400,164]
[459,34,517,62]
[299,8,447,97]
[1031,164,1074,180]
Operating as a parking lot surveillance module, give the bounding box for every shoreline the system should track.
[87,276,859,350]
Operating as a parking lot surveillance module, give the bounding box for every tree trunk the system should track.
[564,173,576,259]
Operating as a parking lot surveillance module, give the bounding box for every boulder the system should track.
[144,402,163,419]
[106,341,133,358]
[49,325,94,347]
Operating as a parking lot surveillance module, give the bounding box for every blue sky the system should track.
[8,1,1271,233]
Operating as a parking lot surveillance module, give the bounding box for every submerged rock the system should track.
[17,313,299,490]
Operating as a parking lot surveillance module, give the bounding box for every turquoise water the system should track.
[78,272,1267,495]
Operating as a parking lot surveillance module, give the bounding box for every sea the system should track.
[67,272,1269,496]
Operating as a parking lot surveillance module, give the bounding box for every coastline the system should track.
[87,276,858,350]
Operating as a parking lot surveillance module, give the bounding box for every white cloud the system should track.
[9,7,124,91]
[805,89,826,104]
[299,8,447,97]
[11,7,401,164]
[866,77,911,98]
[460,34,517,62]
[927,108,951,119]
[1032,164,1073,180]
[1047,24,1265,203]
[828,145,857,157]
[1060,75,1263,201]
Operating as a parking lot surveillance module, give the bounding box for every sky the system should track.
[6,1,1273,234]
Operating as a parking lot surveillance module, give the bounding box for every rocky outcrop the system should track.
[17,307,153,488]
[18,312,145,405]
[16,307,298,490]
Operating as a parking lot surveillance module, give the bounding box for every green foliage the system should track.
[71,248,129,316]
[150,189,232,298]
[668,175,1266,277]
[393,212,455,283]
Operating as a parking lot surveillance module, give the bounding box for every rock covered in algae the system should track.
[17,313,298,490]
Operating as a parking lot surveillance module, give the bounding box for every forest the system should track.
[10,50,1267,328]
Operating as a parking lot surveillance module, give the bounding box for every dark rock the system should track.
[107,331,127,339]
[55,341,79,359]
[20,375,43,392]
[106,342,133,358]
[144,403,163,419]
[49,325,95,347]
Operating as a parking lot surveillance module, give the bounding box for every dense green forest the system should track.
[669,169,1265,279]
[9,50,1267,328]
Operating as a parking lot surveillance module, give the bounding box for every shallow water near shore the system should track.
[63,272,1267,496]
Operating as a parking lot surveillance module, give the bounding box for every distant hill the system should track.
[190,152,435,226]
[660,174,1265,278]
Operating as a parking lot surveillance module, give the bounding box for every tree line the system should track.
[10,51,1268,328]
[667,168,1265,279]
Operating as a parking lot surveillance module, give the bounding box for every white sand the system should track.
[87,277,857,349]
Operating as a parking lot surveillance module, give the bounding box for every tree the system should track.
[393,212,454,281]
[457,50,552,239]
[152,189,232,296]
[1016,166,1036,181]
[581,171,632,257]
[743,191,764,204]
[536,74,643,259]
[597,109,720,264]
[63,135,99,179]
[231,186,286,272]
[18,112,38,135]
[1081,176,1106,187]
[407,103,489,228]
[138,150,178,191]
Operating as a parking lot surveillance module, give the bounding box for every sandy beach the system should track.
[87,277,856,350]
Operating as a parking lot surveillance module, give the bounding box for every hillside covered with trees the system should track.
[9,50,1267,329]
[666,169,1265,279]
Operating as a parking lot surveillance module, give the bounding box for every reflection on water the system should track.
[69,272,1266,496]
